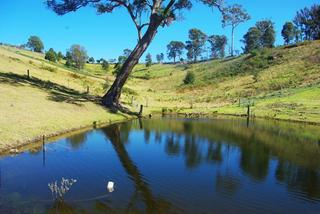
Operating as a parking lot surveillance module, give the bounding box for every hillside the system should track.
[0,40,319,148]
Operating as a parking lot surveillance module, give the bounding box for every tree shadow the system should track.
[0,72,100,106]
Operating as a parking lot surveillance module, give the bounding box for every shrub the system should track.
[183,71,195,84]
[45,48,57,62]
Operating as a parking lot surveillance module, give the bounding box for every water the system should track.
[1,117,320,213]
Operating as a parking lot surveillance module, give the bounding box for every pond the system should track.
[1,117,320,213]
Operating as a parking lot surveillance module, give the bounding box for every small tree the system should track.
[242,27,261,53]
[167,41,185,63]
[57,51,64,61]
[185,28,207,62]
[156,54,163,63]
[256,20,275,48]
[88,57,95,63]
[101,59,110,71]
[208,35,227,58]
[183,71,195,84]
[66,44,88,69]
[45,48,57,62]
[27,36,44,53]
[145,53,152,67]
[282,22,295,44]
[222,4,250,56]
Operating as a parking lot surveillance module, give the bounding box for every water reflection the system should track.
[1,117,320,213]
[112,118,320,202]
[101,124,171,213]
[67,132,87,149]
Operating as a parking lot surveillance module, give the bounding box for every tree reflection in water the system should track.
[101,123,171,214]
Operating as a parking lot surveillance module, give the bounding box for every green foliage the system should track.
[186,28,207,62]
[294,4,320,40]
[184,71,195,84]
[27,36,44,53]
[242,20,275,53]
[222,4,250,55]
[242,27,261,53]
[101,59,110,71]
[45,48,57,62]
[156,53,164,63]
[145,53,152,67]
[65,45,88,70]
[212,48,278,79]
[113,55,127,75]
[282,22,295,44]
[57,52,64,61]
[222,4,251,28]
[208,35,227,58]
[88,57,95,63]
[167,41,185,63]
[256,20,276,48]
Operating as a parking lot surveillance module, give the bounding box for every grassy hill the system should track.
[0,40,319,149]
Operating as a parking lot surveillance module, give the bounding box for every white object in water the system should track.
[107,181,115,193]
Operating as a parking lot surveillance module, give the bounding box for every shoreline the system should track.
[0,116,135,155]
[2,109,319,155]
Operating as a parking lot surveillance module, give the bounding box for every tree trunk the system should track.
[102,15,162,110]
[231,26,235,56]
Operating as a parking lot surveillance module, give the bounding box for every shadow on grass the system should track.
[0,72,100,106]
[0,72,140,118]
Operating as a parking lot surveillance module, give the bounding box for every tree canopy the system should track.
[185,28,207,62]
[167,41,185,63]
[222,4,250,56]
[281,22,295,44]
[208,35,227,58]
[66,44,88,69]
[294,4,320,40]
[27,36,44,53]
[45,48,58,62]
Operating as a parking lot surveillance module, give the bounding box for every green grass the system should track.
[0,40,319,149]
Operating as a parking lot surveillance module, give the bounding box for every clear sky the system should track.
[0,0,318,61]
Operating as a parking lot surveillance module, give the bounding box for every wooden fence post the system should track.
[139,105,143,117]
[87,86,90,94]
[27,69,30,79]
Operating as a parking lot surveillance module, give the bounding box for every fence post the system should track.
[27,69,30,79]
[87,86,90,94]
[247,105,250,117]
[139,105,143,117]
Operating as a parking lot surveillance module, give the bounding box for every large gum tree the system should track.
[46,0,223,111]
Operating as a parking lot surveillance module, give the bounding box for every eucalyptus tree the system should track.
[207,35,227,58]
[145,53,152,67]
[167,41,185,63]
[222,4,250,56]
[27,36,44,53]
[281,22,295,44]
[46,0,223,111]
[185,28,207,62]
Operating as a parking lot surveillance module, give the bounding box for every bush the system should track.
[45,48,57,62]
[183,71,195,84]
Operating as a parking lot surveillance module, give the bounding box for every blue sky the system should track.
[0,0,318,61]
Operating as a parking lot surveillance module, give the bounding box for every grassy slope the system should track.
[0,45,128,150]
[0,40,319,148]
[125,41,320,123]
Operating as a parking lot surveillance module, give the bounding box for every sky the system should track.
[0,0,318,61]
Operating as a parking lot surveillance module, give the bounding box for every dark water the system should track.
[1,117,320,213]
